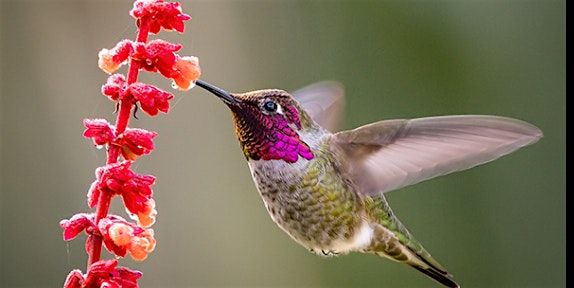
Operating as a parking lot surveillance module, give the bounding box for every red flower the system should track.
[122,175,157,228]
[132,39,180,77]
[60,213,95,241]
[63,260,142,288]
[130,40,201,90]
[129,83,174,116]
[60,213,156,261]
[116,127,158,161]
[171,56,201,91]
[63,270,84,288]
[83,119,115,146]
[131,0,191,34]
[99,215,156,261]
[60,213,99,258]
[128,228,156,261]
[87,161,157,227]
[101,74,127,101]
[100,39,200,92]
[87,177,101,209]
[98,40,133,74]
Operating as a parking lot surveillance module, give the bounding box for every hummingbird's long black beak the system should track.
[195,80,241,105]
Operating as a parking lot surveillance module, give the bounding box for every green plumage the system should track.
[364,196,458,287]
[251,143,362,252]
[251,137,458,286]
[250,136,455,280]
[364,196,446,270]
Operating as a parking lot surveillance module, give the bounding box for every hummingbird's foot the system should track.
[314,250,339,257]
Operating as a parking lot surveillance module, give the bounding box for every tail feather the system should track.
[368,223,459,287]
[411,265,459,288]
[366,196,459,287]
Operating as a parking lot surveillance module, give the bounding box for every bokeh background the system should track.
[0,0,565,287]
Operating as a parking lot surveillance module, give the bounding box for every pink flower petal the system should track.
[170,56,201,91]
[68,259,141,288]
[88,161,156,228]
[129,83,174,116]
[98,217,130,257]
[98,215,155,260]
[118,128,158,160]
[63,269,84,288]
[131,0,191,34]
[127,198,157,228]
[101,74,127,101]
[59,213,94,241]
[98,40,134,74]
[83,119,115,146]
[132,40,180,76]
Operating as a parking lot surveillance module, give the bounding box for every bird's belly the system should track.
[248,159,364,254]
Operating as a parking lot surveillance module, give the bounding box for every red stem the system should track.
[87,20,150,268]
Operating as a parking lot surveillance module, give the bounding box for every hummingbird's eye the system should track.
[263,100,278,113]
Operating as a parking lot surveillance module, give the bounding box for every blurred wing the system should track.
[293,81,345,132]
[331,115,542,195]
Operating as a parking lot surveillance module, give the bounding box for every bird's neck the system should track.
[247,128,330,181]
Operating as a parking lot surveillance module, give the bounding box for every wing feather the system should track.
[331,115,542,195]
[292,81,345,132]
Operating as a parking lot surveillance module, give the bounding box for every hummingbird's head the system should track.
[196,80,315,163]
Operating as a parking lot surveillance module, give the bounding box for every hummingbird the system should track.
[195,79,542,288]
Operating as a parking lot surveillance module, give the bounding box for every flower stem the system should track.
[87,20,150,268]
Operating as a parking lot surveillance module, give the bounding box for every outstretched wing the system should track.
[293,81,345,132]
[331,115,542,195]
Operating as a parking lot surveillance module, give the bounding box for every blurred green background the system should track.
[0,0,564,287]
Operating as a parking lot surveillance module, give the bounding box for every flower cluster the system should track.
[100,74,177,116]
[60,214,156,261]
[87,161,157,227]
[64,260,141,288]
[99,39,200,91]
[84,119,157,160]
[131,0,190,34]
[60,1,200,286]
